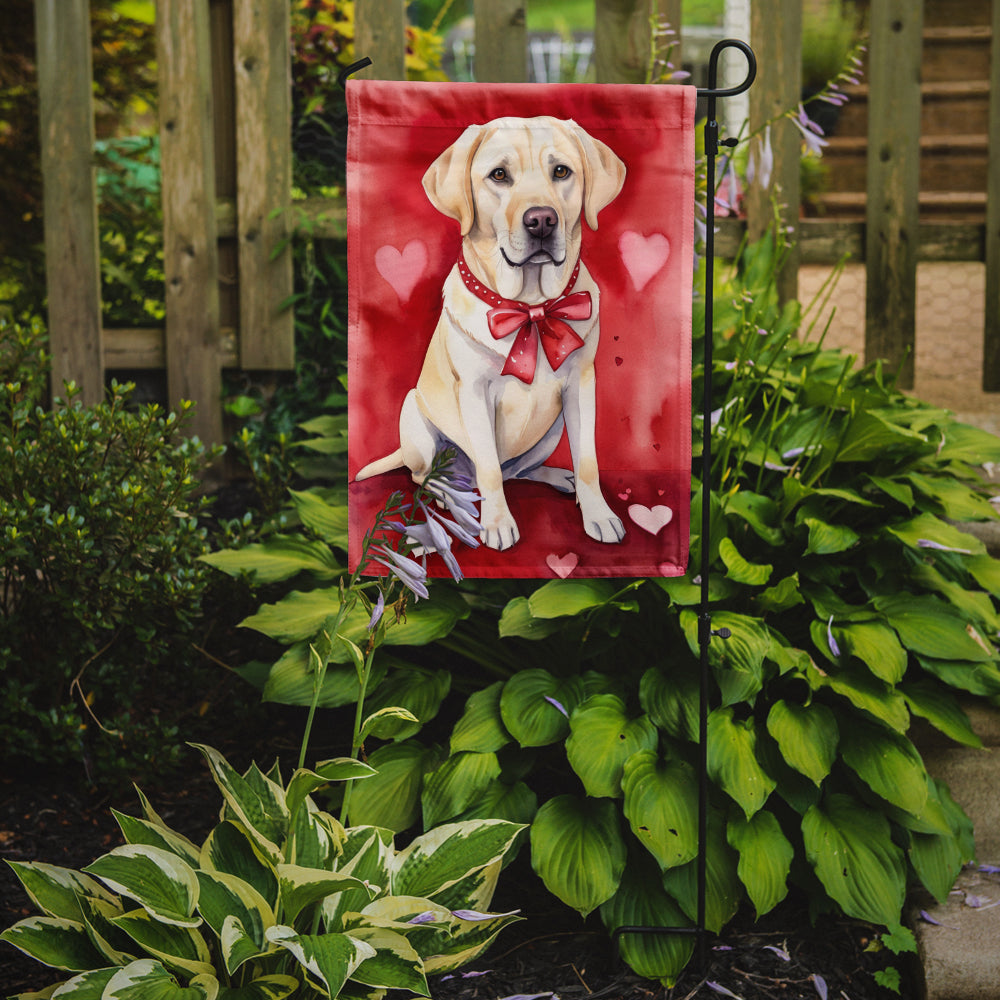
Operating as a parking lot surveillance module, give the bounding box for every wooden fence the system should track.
[34,0,1000,444]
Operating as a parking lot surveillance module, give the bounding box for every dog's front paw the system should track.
[584,513,626,544]
[480,500,520,551]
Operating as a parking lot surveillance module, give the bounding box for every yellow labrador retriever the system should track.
[356,116,627,551]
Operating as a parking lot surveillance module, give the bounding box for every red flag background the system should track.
[347,80,696,579]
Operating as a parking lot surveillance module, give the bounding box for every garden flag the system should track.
[347,80,696,578]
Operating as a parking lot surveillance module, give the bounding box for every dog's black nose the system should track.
[523,206,557,238]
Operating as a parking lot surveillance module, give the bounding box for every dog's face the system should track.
[423,116,626,301]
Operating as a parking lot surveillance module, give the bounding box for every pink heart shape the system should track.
[628,503,674,535]
[375,240,428,303]
[619,231,670,293]
[546,552,579,578]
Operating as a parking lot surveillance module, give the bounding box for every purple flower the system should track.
[425,475,482,536]
[451,908,520,921]
[763,944,790,961]
[707,983,742,999]
[544,695,569,718]
[827,616,841,658]
[747,125,774,191]
[407,911,438,925]
[397,507,464,582]
[917,538,973,554]
[791,104,829,156]
[812,974,828,1000]
[370,544,429,600]
[367,590,385,631]
[425,501,480,549]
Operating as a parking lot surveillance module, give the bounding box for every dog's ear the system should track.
[569,125,627,231]
[422,124,486,235]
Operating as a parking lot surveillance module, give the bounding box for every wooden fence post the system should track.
[864,0,923,389]
[594,0,652,84]
[474,0,527,82]
[746,0,801,305]
[354,0,407,80]
[233,0,294,370]
[157,0,223,444]
[983,0,1000,390]
[34,0,104,405]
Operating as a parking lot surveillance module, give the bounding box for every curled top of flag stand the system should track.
[698,38,757,99]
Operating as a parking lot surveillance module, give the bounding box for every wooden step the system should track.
[922,25,992,83]
[922,0,991,28]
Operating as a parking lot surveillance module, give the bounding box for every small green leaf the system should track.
[803,517,859,555]
[346,740,441,832]
[765,701,838,786]
[718,537,773,585]
[527,579,617,618]
[727,811,793,917]
[639,664,699,742]
[707,708,776,819]
[200,536,342,584]
[497,596,564,639]
[838,718,929,817]
[450,682,511,754]
[421,751,502,828]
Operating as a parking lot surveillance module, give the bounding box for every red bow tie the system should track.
[458,257,592,383]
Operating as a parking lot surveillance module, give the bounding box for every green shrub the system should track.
[0,317,220,783]
[212,232,1000,985]
[1,743,524,998]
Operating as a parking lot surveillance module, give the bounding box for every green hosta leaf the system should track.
[345,926,428,994]
[866,474,914,509]
[909,828,966,905]
[362,667,451,740]
[195,871,273,974]
[453,779,538,827]
[392,820,524,901]
[288,488,349,546]
[886,512,985,557]
[84,846,200,928]
[765,700,838,786]
[359,706,421,742]
[112,812,201,868]
[809,661,910,732]
[966,553,1000,597]
[901,680,982,748]
[450,682,511,754]
[191,746,287,863]
[265,926,375,997]
[835,410,927,463]
[347,740,442,832]
[498,596,565,639]
[530,795,626,917]
[654,572,737,606]
[874,594,995,662]
[802,793,906,926]
[680,610,770,706]
[5,862,118,923]
[935,421,1000,464]
[839,718,929,816]
[565,695,658,798]
[421,751,502,828]
[103,959,218,1000]
[707,708,776,819]
[916,655,1000,697]
[911,562,1000,633]
[727,811,793,918]
[0,916,107,971]
[499,670,584,747]
[111,908,214,978]
[803,517,859,556]
[661,810,741,933]
[260,643,388,709]
[718,537,772,585]
[639,664,699,742]
[835,621,907,684]
[906,472,998,522]
[621,751,698,871]
[200,536,342,584]
[724,490,784,545]
[277,865,374,925]
[527,579,617,618]
[216,975,299,1000]
[599,853,694,987]
[755,573,805,614]
[200,822,278,910]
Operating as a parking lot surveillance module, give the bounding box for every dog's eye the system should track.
[489,167,509,182]
[552,164,572,180]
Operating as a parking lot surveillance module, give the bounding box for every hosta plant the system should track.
[1,744,523,999]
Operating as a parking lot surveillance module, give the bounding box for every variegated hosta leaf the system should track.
[802,793,906,926]
[110,908,214,978]
[102,958,218,999]
[46,966,118,997]
[200,822,278,910]
[195,871,274,973]
[599,854,694,987]
[838,718,929,817]
[421,751,502,829]
[4,862,118,922]
[424,859,501,916]
[347,740,442,832]
[727,810,793,918]
[706,707,776,819]
[285,760,375,823]
[499,669,585,747]
[765,700,838,786]
[391,820,524,901]
[277,864,376,925]
[323,829,393,931]
[288,802,344,870]
[529,795,626,917]
[112,811,201,868]
[450,681,511,754]
[621,751,699,871]
[77,894,136,966]
[265,926,375,998]
[214,975,299,1000]
[0,916,107,971]
[421,906,523,975]
[661,810,742,934]
[565,696,658,799]
[344,926,429,995]
[83,846,200,928]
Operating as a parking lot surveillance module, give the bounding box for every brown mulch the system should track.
[1,742,914,1000]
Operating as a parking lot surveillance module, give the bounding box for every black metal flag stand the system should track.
[340,38,758,974]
